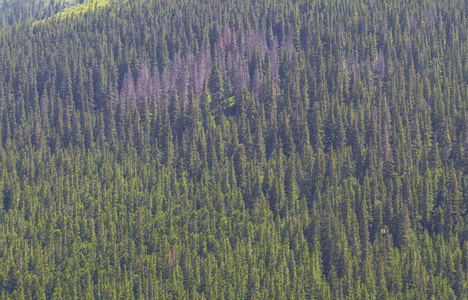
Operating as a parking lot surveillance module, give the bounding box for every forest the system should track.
[0,0,468,298]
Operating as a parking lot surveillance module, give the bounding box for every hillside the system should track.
[1,0,468,299]
[0,0,104,25]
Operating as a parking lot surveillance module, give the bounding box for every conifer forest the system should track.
[1,0,468,298]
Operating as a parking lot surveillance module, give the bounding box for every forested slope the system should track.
[0,0,97,25]
[1,0,468,298]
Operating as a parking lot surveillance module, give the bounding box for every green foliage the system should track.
[0,0,467,298]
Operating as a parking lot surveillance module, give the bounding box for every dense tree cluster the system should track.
[1,0,468,298]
